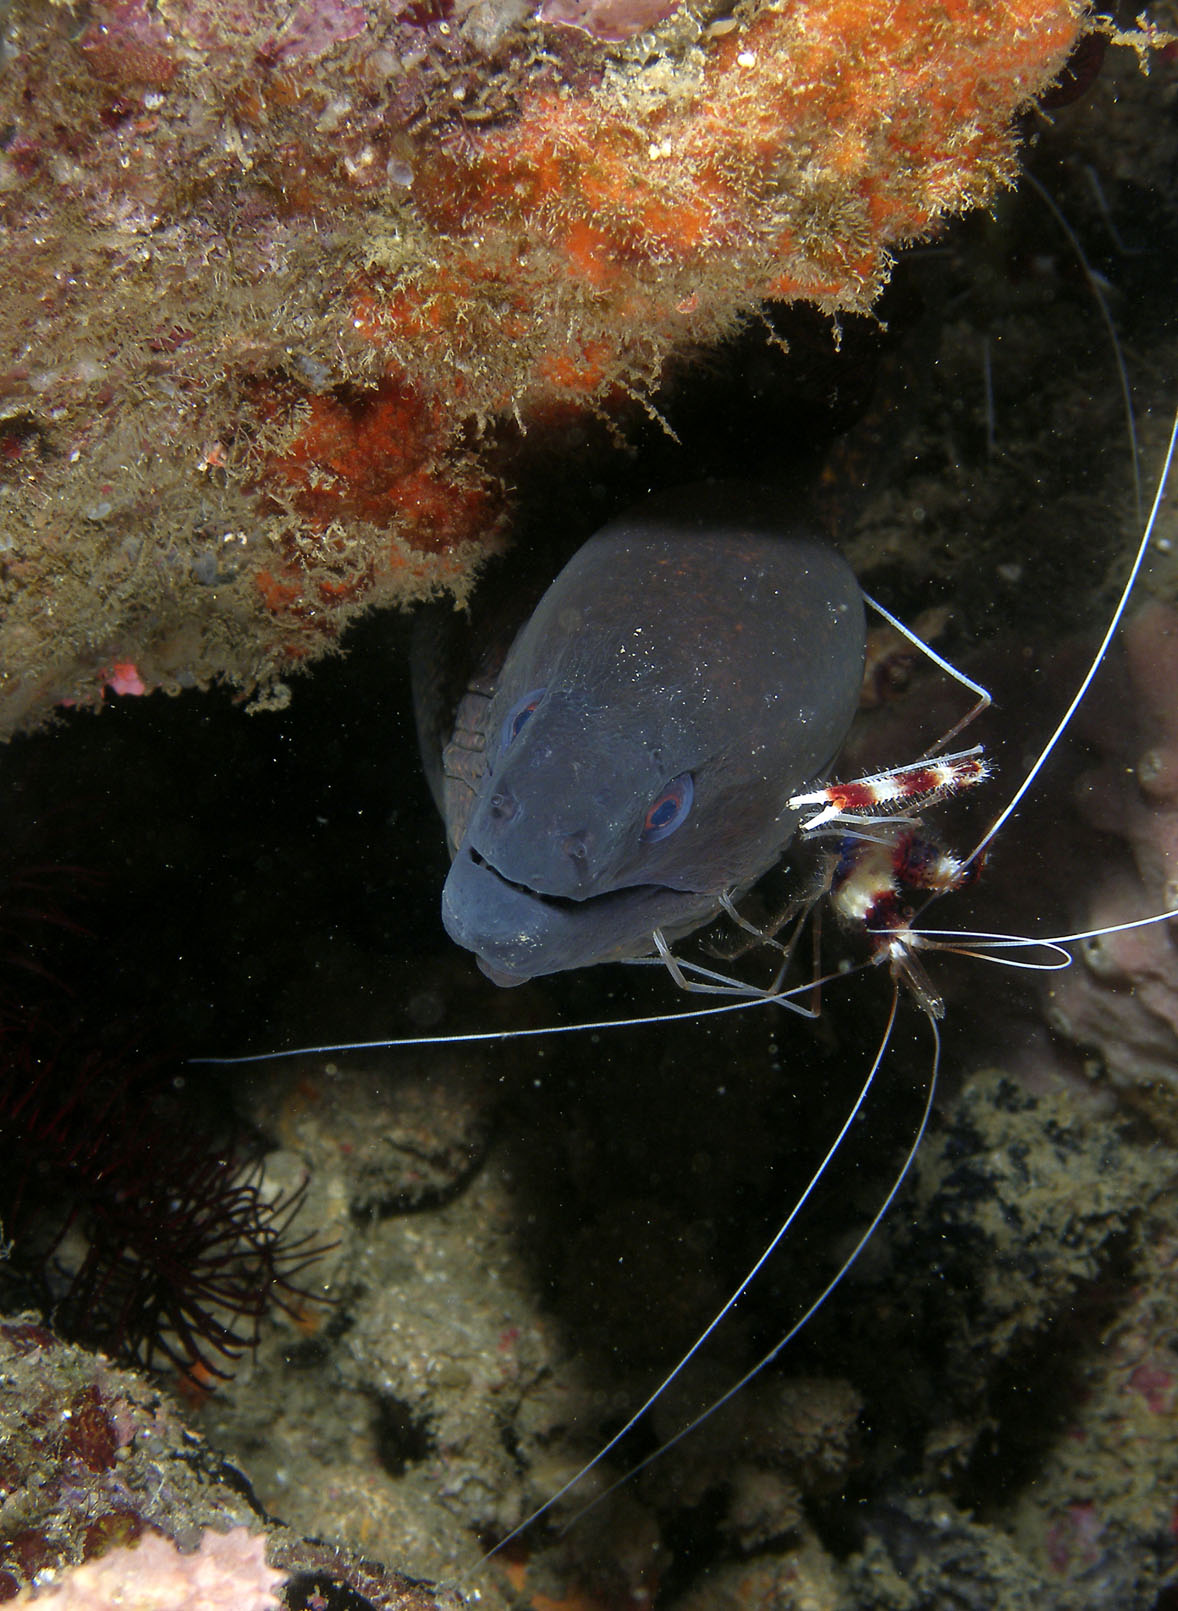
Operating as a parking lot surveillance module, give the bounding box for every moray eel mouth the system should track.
[468,849,584,910]
[442,843,720,986]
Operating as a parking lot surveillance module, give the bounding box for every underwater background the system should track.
[2,8,1178,1609]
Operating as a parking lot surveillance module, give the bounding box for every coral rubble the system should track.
[0,1317,464,1610]
[0,0,1097,731]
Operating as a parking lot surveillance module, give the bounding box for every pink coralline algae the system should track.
[102,664,147,698]
[536,0,681,42]
[0,0,1116,734]
[13,1529,285,1611]
[13,1520,283,1611]
[1043,601,1178,1119]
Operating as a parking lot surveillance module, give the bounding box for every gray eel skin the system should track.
[432,484,866,986]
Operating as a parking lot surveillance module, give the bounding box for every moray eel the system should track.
[428,485,866,985]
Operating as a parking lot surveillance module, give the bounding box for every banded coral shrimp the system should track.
[182,163,1178,1611]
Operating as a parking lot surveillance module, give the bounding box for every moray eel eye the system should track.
[500,688,547,754]
[640,772,694,843]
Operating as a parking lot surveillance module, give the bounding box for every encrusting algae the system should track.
[0,0,1146,730]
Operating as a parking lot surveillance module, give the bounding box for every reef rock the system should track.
[0,1317,465,1610]
[1044,601,1178,1122]
[0,0,1103,731]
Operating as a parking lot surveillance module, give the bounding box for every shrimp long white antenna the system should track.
[474,987,903,1566]
[189,996,788,1066]
[896,929,1076,971]
[963,404,1178,872]
[190,963,867,1066]
[559,996,940,1537]
[909,906,1178,968]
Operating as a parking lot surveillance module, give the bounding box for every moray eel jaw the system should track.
[441,843,727,986]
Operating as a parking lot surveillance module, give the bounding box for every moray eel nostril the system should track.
[420,483,866,986]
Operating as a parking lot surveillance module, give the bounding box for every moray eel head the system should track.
[440,487,865,985]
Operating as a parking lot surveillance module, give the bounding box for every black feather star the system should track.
[0,1026,332,1379]
[0,848,332,1382]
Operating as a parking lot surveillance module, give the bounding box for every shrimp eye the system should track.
[500,688,546,754]
[640,773,694,843]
